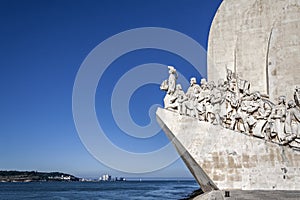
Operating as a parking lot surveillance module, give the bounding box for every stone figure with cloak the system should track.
[160,66,178,109]
[167,66,177,95]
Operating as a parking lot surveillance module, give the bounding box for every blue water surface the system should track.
[0,180,199,200]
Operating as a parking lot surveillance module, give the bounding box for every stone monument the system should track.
[156,0,300,198]
[158,65,300,190]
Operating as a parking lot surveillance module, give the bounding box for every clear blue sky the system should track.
[0,0,222,179]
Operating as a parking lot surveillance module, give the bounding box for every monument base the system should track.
[156,107,300,191]
[192,190,300,200]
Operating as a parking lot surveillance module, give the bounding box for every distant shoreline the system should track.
[0,170,79,183]
[0,170,196,183]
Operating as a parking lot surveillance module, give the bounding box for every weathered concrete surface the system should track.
[207,0,300,101]
[156,107,300,190]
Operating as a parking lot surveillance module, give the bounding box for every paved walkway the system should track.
[193,190,300,200]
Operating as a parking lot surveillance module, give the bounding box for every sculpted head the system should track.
[218,79,225,87]
[176,84,182,91]
[200,78,207,85]
[208,81,216,90]
[288,100,296,108]
[190,77,196,85]
[278,95,286,105]
[200,78,208,89]
[168,66,176,74]
[253,91,261,100]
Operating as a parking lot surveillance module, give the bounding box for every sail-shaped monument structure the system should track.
[156,0,300,198]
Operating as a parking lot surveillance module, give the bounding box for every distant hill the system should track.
[0,170,79,182]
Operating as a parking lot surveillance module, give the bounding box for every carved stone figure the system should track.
[208,81,225,125]
[217,79,227,124]
[245,92,271,137]
[195,78,210,121]
[226,68,237,93]
[160,65,299,149]
[284,100,300,143]
[160,66,178,109]
[160,80,168,91]
[181,77,200,117]
[167,66,178,95]
[234,95,254,133]
[186,77,200,98]
[236,74,251,97]
[225,91,239,129]
[270,96,287,142]
[167,84,185,113]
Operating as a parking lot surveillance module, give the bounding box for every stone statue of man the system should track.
[167,66,177,95]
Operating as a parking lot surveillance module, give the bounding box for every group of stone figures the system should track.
[160,66,300,150]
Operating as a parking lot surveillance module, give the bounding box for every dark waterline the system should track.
[0,180,199,200]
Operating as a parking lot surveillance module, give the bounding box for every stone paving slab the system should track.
[194,190,300,200]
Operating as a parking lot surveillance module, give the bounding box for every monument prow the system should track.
[155,0,300,195]
[156,108,218,192]
[157,62,300,191]
[156,107,300,190]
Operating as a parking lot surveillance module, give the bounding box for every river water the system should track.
[0,180,199,200]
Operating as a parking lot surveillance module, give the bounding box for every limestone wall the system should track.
[157,108,300,190]
[207,0,300,101]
